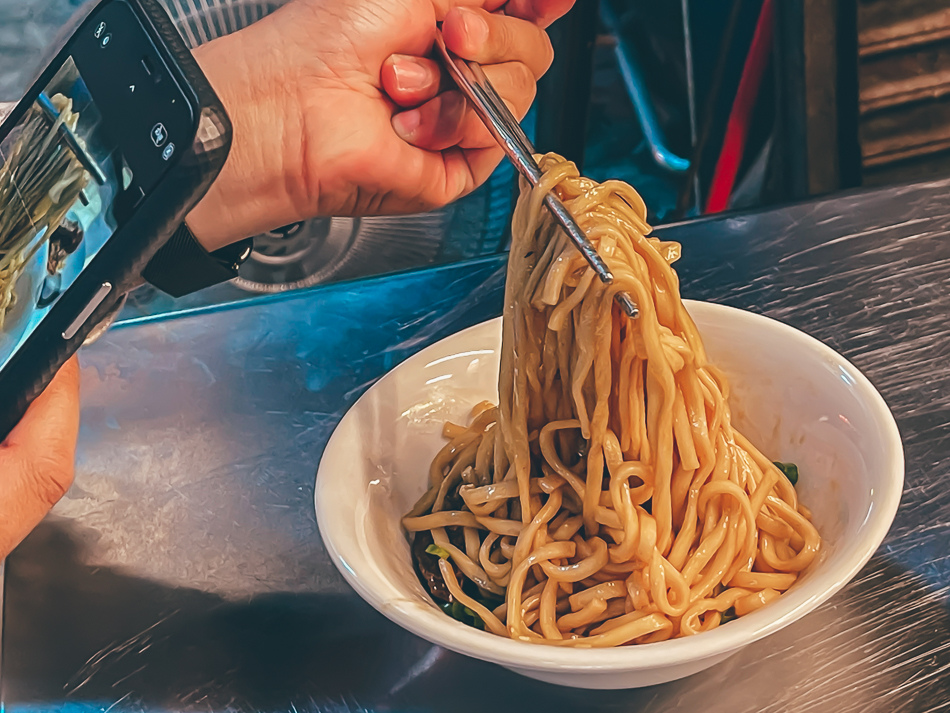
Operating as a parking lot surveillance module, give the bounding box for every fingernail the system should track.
[393,109,421,140]
[458,7,489,48]
[390,55,430,93]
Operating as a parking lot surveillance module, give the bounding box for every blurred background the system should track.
[1,0,945,317]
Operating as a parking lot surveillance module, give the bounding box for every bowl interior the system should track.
[316,301,903,672]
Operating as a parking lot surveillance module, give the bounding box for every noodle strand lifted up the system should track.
[404,154,821,646]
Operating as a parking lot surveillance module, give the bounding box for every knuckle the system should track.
[21,454,74,509]
[539,34,555,75]
[512,62,536,101]
[491,17,516,59]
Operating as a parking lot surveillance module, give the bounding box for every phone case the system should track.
[0,0,232,441]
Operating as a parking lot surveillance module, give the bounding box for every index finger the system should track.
[443,7,554,78]
[3,356,80,456]
[0,356,80,555]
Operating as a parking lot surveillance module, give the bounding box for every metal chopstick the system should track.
[433,29,638,319]
[36,92,107,186]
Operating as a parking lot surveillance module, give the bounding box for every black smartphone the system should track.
[0,0,231,441]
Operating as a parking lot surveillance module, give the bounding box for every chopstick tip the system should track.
[616,292,639,319]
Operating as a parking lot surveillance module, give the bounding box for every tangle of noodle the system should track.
[0,93,88,329]
[404,154,821,646]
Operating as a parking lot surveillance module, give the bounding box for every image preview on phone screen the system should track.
[0,55,121,372]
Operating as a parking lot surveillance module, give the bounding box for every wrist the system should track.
[185,20,311,252]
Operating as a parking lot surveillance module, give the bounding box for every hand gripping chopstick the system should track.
[433,29,639,319]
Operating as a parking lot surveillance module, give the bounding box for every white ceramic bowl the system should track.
[315,301,904,689]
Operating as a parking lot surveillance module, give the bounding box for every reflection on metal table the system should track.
[3,179,950,712]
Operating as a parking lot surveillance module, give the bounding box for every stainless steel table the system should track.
[3,180,950,712]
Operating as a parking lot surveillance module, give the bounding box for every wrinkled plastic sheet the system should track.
[3,179,950,712]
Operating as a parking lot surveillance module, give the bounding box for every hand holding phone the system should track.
[0,0,231,441]
[0,357,79,557]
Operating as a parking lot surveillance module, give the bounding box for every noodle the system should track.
[405,154,821,645]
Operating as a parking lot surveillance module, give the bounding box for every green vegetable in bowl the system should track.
[426,544,451,559]
[773,461,799,486]
[417,540,497,631]
[442,601,485,630]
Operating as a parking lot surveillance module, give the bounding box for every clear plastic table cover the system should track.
[3,179,950,712]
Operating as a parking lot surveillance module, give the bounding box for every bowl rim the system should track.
[315,300,904,672]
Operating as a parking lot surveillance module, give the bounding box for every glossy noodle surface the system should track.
[404,154,822,646]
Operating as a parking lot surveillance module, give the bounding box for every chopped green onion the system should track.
[773,461,799,486]
[442,601,485,630]
[425,544,451,559]
[720,607,737,624]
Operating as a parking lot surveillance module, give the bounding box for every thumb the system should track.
[0,356,80,555]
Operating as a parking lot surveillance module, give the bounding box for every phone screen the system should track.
[0,0,194,373]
